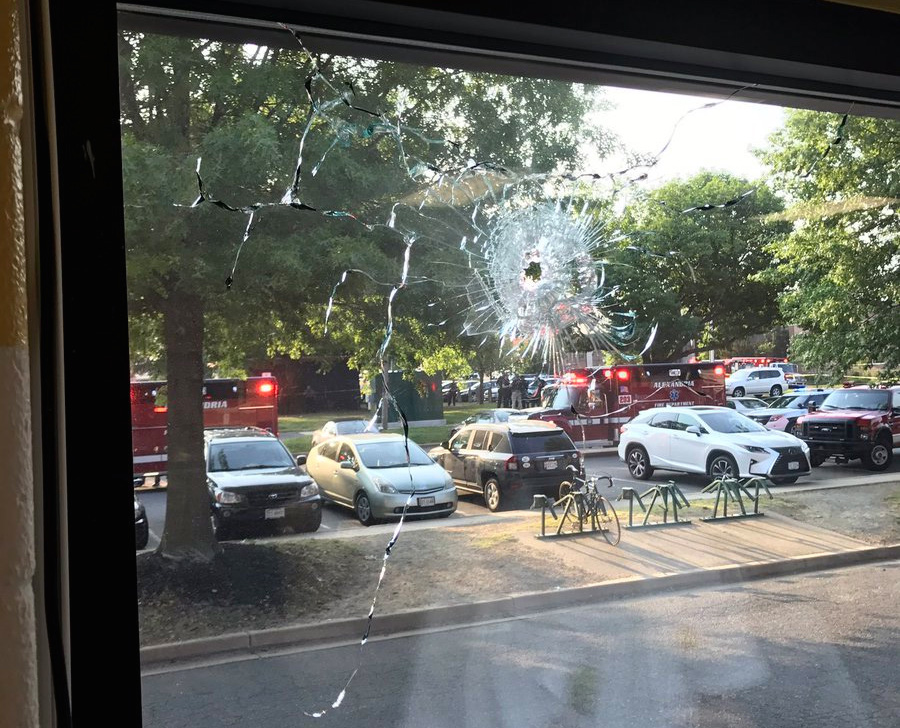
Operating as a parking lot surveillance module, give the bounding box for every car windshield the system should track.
[335,420,369,434]
[699,411,767,433]
[768,395,802,408]
[820,390,891,411]
[208,440,294,472]
[547,384,589,410]
[356,440,434,468]
[511,432,575,453]
[737,398,768,409]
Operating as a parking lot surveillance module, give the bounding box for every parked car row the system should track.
[136,384,898,548]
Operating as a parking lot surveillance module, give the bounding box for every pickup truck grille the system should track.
[805,421,852,441]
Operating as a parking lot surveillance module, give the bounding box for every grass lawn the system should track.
[280,401,503,453]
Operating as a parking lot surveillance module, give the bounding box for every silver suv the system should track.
[725,367,789,398]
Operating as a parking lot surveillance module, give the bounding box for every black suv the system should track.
[205,427,323,539]
[428,422,581,511]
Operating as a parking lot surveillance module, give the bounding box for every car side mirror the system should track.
[340,460,356,470]
[441,440,450,450]
[133,476,144,488]
[807,402,817,412]
[295,454,307,467]
[685,426,702,436]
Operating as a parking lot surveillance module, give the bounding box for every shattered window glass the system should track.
[124,19,900,728]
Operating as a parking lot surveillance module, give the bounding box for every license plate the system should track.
[265,507,286,519]
[418,496,435,507]
[788,461,800,470]
[544,460,558,470]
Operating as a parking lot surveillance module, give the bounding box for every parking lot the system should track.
[136,447,900,550]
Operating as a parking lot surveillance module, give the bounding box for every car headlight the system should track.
[740,445,769,454]
[300,483,319,498]
[134,499,141,513]
[373,478,397,494]
[444,477,455,490]
[215,490,246,504]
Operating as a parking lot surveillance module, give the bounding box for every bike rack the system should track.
[619,482,692,529]
[699,476,772,521]
[531,493,607,539]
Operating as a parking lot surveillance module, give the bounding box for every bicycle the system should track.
[554,468,621,546]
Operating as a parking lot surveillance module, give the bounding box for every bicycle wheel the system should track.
[557,496,584,535]
[595,496,621,546]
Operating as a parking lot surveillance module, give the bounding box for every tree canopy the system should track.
[608,172,788,362]
[760,111,900,378]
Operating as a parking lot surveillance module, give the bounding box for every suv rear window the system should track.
[511,432,575,453]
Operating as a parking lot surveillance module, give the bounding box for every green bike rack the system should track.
[620,481,692,529]
[700,476,772,521]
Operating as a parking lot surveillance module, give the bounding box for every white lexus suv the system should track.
[618,406,811,485]
[725,366,789,398]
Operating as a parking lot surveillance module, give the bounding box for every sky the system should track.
[586,85,789,186]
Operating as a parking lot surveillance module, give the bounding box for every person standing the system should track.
[448,380,459,407]
[533,374,546,405]
[510,374,525,409]
[496,372,510,408]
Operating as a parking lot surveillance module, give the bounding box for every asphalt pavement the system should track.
[140,560,900,728]
[137,450,900,550]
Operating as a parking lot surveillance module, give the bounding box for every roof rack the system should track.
[203,426,274,436]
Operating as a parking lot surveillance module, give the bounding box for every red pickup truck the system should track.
[796,386,900,471]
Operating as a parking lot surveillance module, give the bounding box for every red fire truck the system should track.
[528,362,727,447]
[130,375,279,476]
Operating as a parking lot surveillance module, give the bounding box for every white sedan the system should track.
[618,405,811,485]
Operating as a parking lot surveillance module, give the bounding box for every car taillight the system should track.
[505,456,518,471]
[616,369,630,381]
[714,365,725,376]
[620,423,629,434]
[257,381,276,395]
[153,406,167,413]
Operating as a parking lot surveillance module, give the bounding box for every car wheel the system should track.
[809,452,826,467]
[483,478,502,512]
[770,384,783,397]
[708,453,739,481]
[291,509,322,533]
[732,387,745,397]
[626,446,653,480]
[211,513,232,541]
[862,439,893,472]
[355,492,377,526]
[135,521,149,550]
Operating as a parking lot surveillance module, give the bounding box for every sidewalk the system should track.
[518,511,867,581]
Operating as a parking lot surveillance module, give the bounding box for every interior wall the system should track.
[0,0,39,725]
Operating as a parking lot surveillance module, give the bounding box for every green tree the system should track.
[120,32,609,561]
[609,172,788,362]
[760,110,900,378]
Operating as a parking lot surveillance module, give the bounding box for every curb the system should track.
[140,542,900,666]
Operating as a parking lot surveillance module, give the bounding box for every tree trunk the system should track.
[157,288,220,562]
[478,371,484,404]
